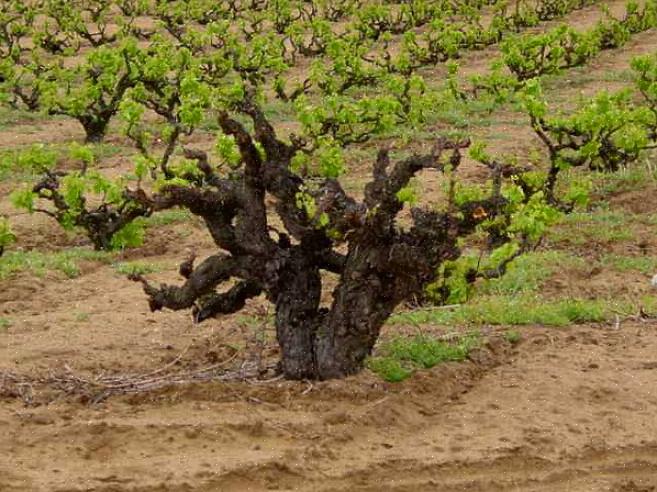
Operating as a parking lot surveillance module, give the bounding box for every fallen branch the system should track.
[0,355,277,406]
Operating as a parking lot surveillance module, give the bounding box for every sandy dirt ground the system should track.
[2,318,657,492]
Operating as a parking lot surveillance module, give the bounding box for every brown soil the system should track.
[2,321,657,492]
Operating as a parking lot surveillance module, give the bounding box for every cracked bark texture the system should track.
[130,102,507,380]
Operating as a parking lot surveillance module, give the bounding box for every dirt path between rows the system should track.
[2,320,656,492]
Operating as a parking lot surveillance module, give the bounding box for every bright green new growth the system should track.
[9,143,150,251]
[426,51,657,306]
[456,1,657,108]
[0,217,16,255]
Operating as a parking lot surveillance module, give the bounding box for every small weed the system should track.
[0,317,10,331]
[229,312,273,351]
[236,313,272,329]
[504,330,521,344]
[74,312,90,322]
[236,313,274,344]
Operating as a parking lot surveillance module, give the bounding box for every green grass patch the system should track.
[594,163,657,196]
[0,248,171,279]
[542,67,635,93]
[87,143,125,161]
[112,260,163,276]
[476,250,585,296]
[368,332,480,382]
[602,254,657,274]
[386,333,480,368]
[367,358,413,382]
[0,107,44,129]
[138,209,193,227]
[0,248,113,279]
[263,98,298,124]
[548,208,635,245]
[0,317,10,331]
[390,296,612,327]
[430,96,508,131]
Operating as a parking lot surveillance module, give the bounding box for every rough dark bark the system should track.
[80,114,113,144]
[129,101,511,380]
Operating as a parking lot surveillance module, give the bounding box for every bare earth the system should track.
[2,313,657,491]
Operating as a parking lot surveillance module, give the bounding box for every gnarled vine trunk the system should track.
[273,246,324,379]
[273,242,401,380]
[80,116,112,144]
[129,100,508,380]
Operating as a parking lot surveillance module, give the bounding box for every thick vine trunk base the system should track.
[129,104,503,381]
